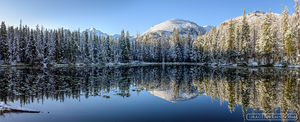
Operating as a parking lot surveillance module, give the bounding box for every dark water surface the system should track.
[0,65,299,122]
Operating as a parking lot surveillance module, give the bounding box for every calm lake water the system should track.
[0,65,299,122]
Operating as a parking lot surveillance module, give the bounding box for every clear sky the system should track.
[0,0,297,35]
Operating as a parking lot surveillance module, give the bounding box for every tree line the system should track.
[0,1,299,66]
[0,23,131,65]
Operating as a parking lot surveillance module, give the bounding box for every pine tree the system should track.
[294,0,300,63]
[235,25,242,61]
[13,27,19,64]
[184,32,192,62]
[119,30,130,63]
[227,19,235,63]
[282,6,289,41]
[259,10,274,65]
[65,30,72,64]
[19,24,27,63]
[241,9,251,63]
[92,33,99,63]
[283,6,297,64]
[35,25,43,64]
[7,26,15,64]
[126,31,131,62]
[0,22,11,64]
[103,36,112,63]
[155,38,162,62]
[84,31,90,63]
[173,28,183,62]
[44,29,50,64]
[28,29,37,65]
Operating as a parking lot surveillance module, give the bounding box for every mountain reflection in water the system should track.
[0,65,299,122]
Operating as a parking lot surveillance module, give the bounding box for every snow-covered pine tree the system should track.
[172,28,183,62]
[235,25,242,62]
[109,36,116,63]
[190,38,198,62]
[71,30,79,64]
[84,31,91,63]
[65,30,72,64]
[240,9,251,64]
[271,25,280,64]
[112,38,118,63]
[155,37,162,62]
[35,25,43,64]
[7,26,15,64]
[197,31,204,62]
[210,27,218,63]
[142,35,149,62]
[259,10,274,65]
[126,31,131,62]
[92,33,98,63]
[28,29,37,65]
[294,0,300,63]
[132,35,138,61]
[44,29,50,64]
[227,19,235,63]
[283,6,297,64]
[183,32,192,62]
[0,22,11,64]
[104,35,112,63]
[24,26,31,64]
[54,30,61,63]
[119,30,130,63]
[163,35,171,62]
[13,27,19,64]
[220,34,226,63]
[19,24,27,63]
[77,29,83,63]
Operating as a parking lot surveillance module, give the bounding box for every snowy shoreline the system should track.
[0,102,40,114]
[0,62,299,68]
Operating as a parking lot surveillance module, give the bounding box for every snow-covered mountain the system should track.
[214,10,282,35]
[202,25,214,33]
[141,18,212,38]
[83,28,134,40]
[83,28,110,37]
[149,89,199,103]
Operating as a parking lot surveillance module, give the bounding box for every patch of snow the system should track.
[274,63,283,67]
[249,62,258,67]
[211,63,218,66]
[288,65,300,68]
[0,102,39,113]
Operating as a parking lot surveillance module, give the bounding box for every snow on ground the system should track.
[288,65,300,68]
[0,102,40,113]
[249,62,258,67]
[274,63,283,67]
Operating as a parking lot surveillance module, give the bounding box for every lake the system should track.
[0,65,299,122]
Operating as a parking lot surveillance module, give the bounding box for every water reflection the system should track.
[0,66,299,121]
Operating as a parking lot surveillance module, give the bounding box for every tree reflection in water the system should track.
[0,66,299,121]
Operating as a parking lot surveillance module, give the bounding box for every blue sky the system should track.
[0,0,297,35]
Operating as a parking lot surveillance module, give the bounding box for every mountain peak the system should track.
[89,27,96,31]
[142,18,210,37]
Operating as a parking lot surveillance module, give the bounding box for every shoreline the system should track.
[0,62,299,69]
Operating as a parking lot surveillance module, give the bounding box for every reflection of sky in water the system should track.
[0,66,298,122]
[4,91,244,122]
